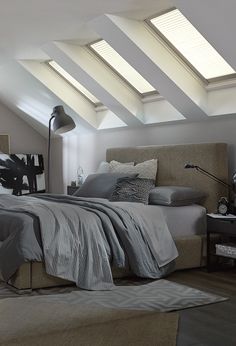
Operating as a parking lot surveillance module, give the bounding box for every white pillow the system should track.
[96,160,134,174]
[110,159,158,180]
[96,161,111,173]
[110,160,134,170]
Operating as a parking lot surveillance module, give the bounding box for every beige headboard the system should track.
[106,143,229,213]
[0,134,10,154]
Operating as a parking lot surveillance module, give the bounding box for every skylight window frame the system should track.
[146,8,236,85]
[46,60,102,107]
[88,39,158,98]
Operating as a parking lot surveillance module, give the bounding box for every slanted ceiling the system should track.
[0,0,236,137]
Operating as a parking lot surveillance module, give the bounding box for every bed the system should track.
[0,137,229,289]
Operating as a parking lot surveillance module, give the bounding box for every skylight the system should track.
[48,61,100,105]
[90,40,156,94]
[149,9,235,81]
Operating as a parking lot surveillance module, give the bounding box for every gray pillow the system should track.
[110,177,155,204]
[149,186,207,206]
[73,173,138,199]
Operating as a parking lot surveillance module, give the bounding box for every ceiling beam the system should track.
[43,42,145,127]
[19,60,98,130]
[90,14,209,120]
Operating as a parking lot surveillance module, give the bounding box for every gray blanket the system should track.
[0,194,178,290]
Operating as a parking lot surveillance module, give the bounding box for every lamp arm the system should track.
[47,115,55,193]
[195,166,231,189]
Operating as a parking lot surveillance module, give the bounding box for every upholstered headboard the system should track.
[106,143,228,213]
[0,134,10,154]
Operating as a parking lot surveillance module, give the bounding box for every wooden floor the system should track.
[168,268,236,346]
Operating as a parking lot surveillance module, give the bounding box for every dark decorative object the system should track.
[217,197,229,215]
[48,105,75,192]
[67,185,80,196]
[0,154,45,195]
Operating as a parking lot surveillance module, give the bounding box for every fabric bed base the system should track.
[3,235,206,290]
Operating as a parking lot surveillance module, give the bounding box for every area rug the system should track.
[0,279,227,312]
[0,299,179,346]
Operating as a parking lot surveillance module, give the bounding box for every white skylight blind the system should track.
[48,61,100,104]
[150,9,235,81]
[90,40,155,94]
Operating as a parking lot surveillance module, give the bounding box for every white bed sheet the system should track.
[84,198,206,239]
[157,204,206,238]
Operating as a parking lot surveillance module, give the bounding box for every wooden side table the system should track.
[207,214,236,272]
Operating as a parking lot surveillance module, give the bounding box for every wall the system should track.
[0,101,48,186]
[60,132,97,193]
[63,115,236,185]
[0,102,47,154]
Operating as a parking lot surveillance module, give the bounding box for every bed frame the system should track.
[0,138,229,289]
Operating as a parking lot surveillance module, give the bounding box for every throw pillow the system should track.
[110,177,155,204]
[73,173,138,199]
[110,159,158,180]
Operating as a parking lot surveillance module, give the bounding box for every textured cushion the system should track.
[110,177,155,204]
[73,173,138,199]
[97,161,134,174]
[110,159,158,180]
[149,186,207,206]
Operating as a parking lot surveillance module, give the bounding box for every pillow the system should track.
[110,177,155,204]
[149,186,207,206]
[96,161,134,174]
[109,160,134,169]
[73,173,138,199]
[96,161,111,174]
[110,159,158,180]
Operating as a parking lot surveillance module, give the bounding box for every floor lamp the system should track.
[48,105,75,192]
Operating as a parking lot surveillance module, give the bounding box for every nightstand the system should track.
[207,214,236,272]
[67,185,80,195]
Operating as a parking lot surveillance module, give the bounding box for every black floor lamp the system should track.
[48,105,75,192]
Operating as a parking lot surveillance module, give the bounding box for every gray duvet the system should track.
[0,194,178,290]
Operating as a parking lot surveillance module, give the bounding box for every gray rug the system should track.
[0,279,227,312]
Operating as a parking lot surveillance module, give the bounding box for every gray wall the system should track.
[0,102,47,155]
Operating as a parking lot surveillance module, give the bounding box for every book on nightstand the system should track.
[215,243,236,259]
[207,213,236,219]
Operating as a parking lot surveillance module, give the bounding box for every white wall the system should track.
[59,132,97,193]
[63,115,236,185]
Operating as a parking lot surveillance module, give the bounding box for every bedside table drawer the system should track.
[207,217,236,235]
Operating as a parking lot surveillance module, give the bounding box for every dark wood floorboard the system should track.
[168,268,236,346]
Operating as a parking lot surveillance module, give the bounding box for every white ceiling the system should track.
[0,0,172,61]
[0,0,236,137]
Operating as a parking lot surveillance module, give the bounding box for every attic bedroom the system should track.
[0,1,235,345]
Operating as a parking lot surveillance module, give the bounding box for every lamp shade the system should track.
[51,105,75,134]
